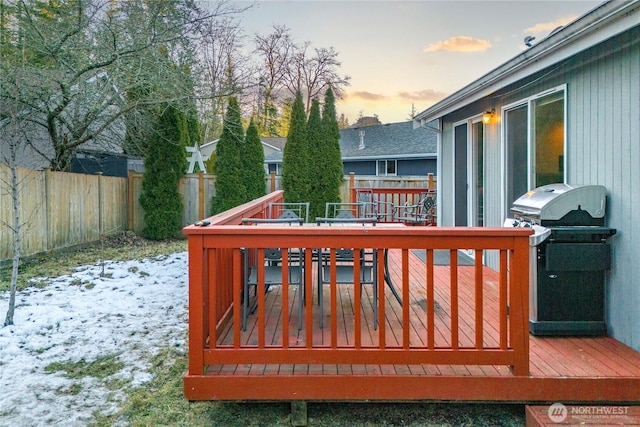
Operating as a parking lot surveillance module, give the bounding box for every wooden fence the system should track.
[1,165,435,264]
[0,165,128,264]
[127,171,218,233]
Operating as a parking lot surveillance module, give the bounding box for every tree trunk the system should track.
[4,162,20,326]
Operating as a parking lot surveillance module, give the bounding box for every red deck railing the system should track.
[348,174,437,223]
[183,191,533,400]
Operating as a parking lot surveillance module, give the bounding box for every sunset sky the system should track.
[237,0,602,124]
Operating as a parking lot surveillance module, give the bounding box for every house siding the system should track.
[343,160,376,175]
[439,26,640,350]
[342,159,436,176]
[398,159,436,176]
[568,27,639,348]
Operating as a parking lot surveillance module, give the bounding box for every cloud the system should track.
[343,89,448,104]
[398,89,448,103]
[424,36,492,53]
[525,15,578,35]
[347,91,388,101]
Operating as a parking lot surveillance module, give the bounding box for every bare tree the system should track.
[283,43,351,114]
[195,17,253,142]
[1,129,23,326]
[253,25,350,133]
[1,0,249,171]
[253,25,294,135]
[0,60,33,326]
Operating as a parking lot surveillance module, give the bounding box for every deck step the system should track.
[526,404,640,426]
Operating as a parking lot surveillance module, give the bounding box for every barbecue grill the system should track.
[507,183,616,336]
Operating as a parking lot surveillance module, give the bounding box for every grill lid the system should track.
[511,183,606,223]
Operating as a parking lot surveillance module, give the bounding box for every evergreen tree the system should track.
[306,98,324,219]
[211,97,246,214]
[319,88,344,215]
[205,152,217,175]
[243,118,266,201]
[278,98,293,137]
[282,91,310,203]
[186,104,204,172]
[139,104,188,240]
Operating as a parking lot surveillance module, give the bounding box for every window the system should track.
[377,160,397,176]
[268,163,282,175]
[503,86,566,215]
[533,91,565,186]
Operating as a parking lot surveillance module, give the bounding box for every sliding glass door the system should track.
[454,118,485,228]
[503,86,566,216]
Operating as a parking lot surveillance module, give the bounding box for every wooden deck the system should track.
[189,248,640,403]
[183,191,640,403]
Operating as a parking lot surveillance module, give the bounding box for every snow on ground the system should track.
[0,252,188,426]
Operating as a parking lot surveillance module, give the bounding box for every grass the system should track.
[3,231,526,426]
[91,348,525,427]
[0,231,187,293]
[45,353,125,380]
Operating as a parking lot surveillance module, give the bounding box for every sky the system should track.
[236,0,603,124]
[0,252,188,426]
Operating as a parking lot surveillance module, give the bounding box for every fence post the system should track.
[198,171,205,220]
[428,173,434,189]
[270,172,276,193]
[128,170,134,231]
[44,167,51,250]
[96,172,103,237]
[349,172,355,203]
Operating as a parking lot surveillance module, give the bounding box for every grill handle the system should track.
[510,207,538,217]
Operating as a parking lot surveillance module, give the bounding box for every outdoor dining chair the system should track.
[267,202,310,223]
[241,207,308,331]
[319,202,372,221]
[355,189,396,222]
[394,189,437,225]
[315,214,378,329]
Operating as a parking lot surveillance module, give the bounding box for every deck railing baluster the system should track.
[304,249,314,346]
[499,249,508,350]
[281,249,289,349]
[377,249,386,349]
[402,249,410,349]
[426,248,435,349]
[232,248,241,349]
[450,250,459,350]
[354,252,362,349]
[475,249,484,350]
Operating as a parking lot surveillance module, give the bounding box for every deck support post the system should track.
[290,401,307,426]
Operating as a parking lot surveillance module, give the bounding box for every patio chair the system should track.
[267,202,310,223]
[241,210,307,331]
[355,189,395,222]
[394,189,437,225]
[315,215,378,329]
[242,247,304,331]
[319,202,373,221]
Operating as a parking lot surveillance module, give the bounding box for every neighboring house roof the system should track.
[200,140,218,160]
[203,137,284,162]
[264,121,437,163]
[261,137,286,151]
[414,0,639,124]
[339,121,436,161]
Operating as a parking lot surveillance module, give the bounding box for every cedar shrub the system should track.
[139,104,187,240]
